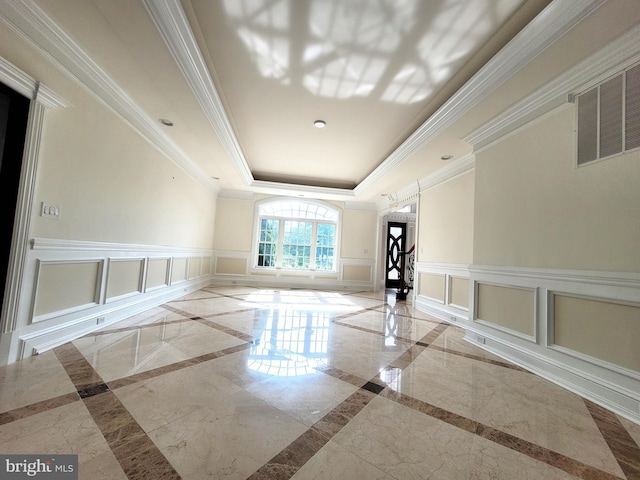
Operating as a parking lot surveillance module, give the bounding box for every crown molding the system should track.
[355,0,604,194]
[250,179,356,199]
[0,0,218,194]
[0,55,69,108]
[465,21,640,149]
[217,189,255,201]
[142,0,253,185]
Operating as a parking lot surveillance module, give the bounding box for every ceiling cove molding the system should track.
[142,0,253,185]
[355,0,605,194]
[417,153,475,193]
[0,0,218,194]
[465,22,640,149]
[250,180,355,199]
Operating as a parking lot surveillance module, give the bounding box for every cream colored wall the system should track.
[418,171,474,264]
[341,208,377,260]
[0,27,216,250]
[474,107,640,272]
[213,197,255,251]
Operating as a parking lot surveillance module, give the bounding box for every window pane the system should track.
[315,223,335,270]
[258,219,279,267]
[282,221,311,269]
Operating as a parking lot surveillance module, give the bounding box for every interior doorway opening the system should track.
[0,82,30,317]
[382,202,416,299]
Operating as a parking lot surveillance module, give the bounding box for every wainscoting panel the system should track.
[460,265,640,424]
[475,282,537,340]
[210,251,375,290]
[552,294,640,373]
[33,260,102,321]
[106,258,144,302]
[10,239,213,363]
[414,263,470,324]
[146,257,170,291]
[419,273,446,303]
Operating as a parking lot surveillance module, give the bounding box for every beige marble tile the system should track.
[169,296,256,317]
[324,324,413,380]
[0,350,77,413]
[246,371,360,427]
[148,389,309,480]
[430,324,507,362]
[73,321,245,381]
[78,450,128,480]
[290,439,394,479]
[475,364,624,478]
[198,349,272,388]
[332,395,476,479]
[113,359,243,432]
[95,307,190,332]
[467,434,582,480]
[337,307,442,342]
[0,401,111,464]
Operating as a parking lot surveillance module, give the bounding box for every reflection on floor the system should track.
[1,286,639,479]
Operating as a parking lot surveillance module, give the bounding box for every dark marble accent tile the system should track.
[388,344,427,370]
[77,382,110,398]
[108,344,250,390]
[197,318,255,342]
[201,307,259,319]
[0,392,80,425]
[248,428,330,479]
[86,317,192,337]
[361,381,385,395]
[427,344,531,373]
[83,390,181,479]
[161,304,194,318]
[312,389,377,440]
[216,342,252,356]
[415,341,430,347]
[54,343,105,391]
[476,423,621,480]
[116,442,182,480]
[314,365,368,388]
[585,399,640,480]
[83,392,147,449]
[418,323,449,345]
[381,389,478,433]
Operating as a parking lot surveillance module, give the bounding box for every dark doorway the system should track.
[0,82,30,315]
[385,221,406,288]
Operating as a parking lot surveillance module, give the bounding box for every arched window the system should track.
[256,199,339,271]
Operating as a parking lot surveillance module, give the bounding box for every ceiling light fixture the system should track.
[441,154,453,160]
[159,118,174,127]
[314,120,326,129]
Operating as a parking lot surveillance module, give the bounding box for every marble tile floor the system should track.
[1,286,639,479]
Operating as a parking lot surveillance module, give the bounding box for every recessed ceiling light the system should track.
[441,154,453,160]
[159,118,174,127]
[314,120,326,129]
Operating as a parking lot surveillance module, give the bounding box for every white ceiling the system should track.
[3,0,575,204]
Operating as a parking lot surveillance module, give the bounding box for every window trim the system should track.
[252,198,341,272]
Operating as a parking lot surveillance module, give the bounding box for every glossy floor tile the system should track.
[0,286,638,479]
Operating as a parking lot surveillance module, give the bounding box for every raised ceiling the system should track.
[3,0,597,203]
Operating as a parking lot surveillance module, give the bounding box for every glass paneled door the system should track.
[385,222,406,288]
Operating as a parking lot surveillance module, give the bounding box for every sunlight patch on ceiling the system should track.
[221,0,522,105]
